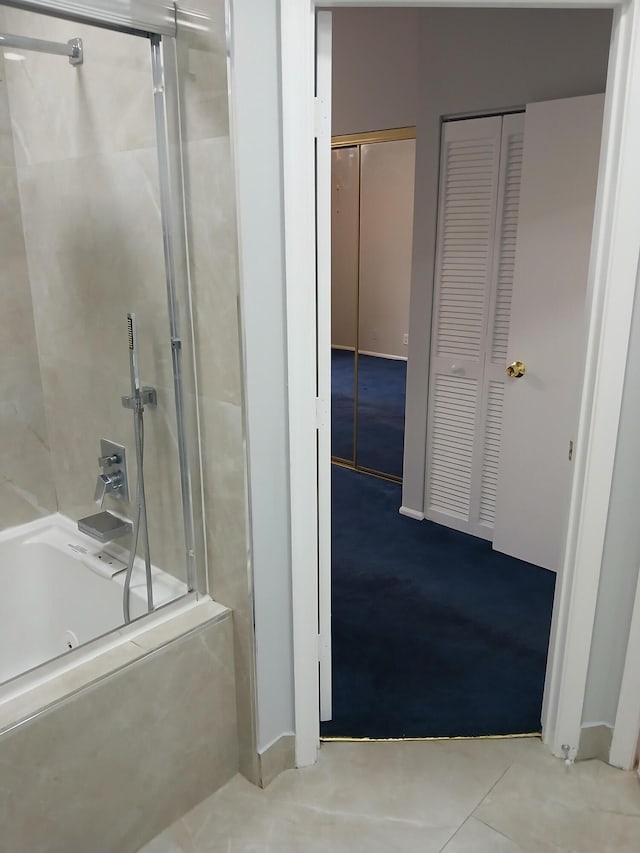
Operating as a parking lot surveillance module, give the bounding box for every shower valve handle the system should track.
[98,453,120,467]
[94,471,125,507]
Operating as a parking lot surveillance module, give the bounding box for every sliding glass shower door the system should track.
[0,2,204,685]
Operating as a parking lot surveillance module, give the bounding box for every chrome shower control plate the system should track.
[99,439,129,504]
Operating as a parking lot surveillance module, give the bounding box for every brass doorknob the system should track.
[506,360,526,378]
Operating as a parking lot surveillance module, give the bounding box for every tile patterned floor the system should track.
[141,738,640,852]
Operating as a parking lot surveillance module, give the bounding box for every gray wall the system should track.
[331,8,420,136]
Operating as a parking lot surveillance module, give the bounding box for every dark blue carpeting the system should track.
[331,349,406,477]
[331,349,356,462]
[322,466,556,739]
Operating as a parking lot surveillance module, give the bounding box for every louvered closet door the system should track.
[476,114,525,532]
[425,113,524,538]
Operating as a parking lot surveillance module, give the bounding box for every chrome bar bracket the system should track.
[68,37,83,66]
[121,386,157,411]
[0,33,83,65]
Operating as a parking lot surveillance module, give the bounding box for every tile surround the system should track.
[2,8,157,166]
[177,3,258,781]
[1,0,257,795]
[0,609,237,853]
[0,83,56,527]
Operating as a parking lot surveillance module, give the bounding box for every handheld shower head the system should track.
[126,312,141,394]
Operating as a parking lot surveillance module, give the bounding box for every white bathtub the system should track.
[0,513,187,687]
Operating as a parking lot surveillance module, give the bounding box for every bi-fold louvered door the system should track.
[425,113,524,539]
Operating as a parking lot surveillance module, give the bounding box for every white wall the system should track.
[228,0,295,755]
[402,7,612,515]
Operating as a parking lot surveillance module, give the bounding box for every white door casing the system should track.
[281,0,640,768]
[493,94,605,572]
[316,10,333,723]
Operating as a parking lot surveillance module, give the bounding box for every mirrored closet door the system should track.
[331,128,415,481]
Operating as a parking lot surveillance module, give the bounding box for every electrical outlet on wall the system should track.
[403,333,409,346]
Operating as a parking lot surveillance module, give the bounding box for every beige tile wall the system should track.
[3,9,187,577]
[0,610,239,852]
[176,1,259,781]
[0,61,56,527]
[2,2,258,778]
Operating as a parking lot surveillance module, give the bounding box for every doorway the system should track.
[302,3,624,752]
[326,99,602,739]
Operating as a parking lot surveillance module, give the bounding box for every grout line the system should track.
[473,814,525,848]
[469,764,513,816]
[437,764,514,853]
[438,816,472,852]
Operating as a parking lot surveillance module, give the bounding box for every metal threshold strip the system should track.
[321,732,541,742]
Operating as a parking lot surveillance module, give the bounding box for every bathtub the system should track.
[0,514,237,851]
[0,513,187,689]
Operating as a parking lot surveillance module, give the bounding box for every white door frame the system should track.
[281,0,640,768]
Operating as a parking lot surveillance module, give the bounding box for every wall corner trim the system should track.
[577,722,614,763]
[257,733,296,788]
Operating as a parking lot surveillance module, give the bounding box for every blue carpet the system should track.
[331,349,356,462]
[321,466,556,739]
[331,350,406,477]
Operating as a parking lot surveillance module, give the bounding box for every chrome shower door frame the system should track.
[2,0,207,598]
[149,33,207,597]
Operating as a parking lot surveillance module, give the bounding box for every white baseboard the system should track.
[359,349,408,362]
[399,506,424,521]
[330,345,408,362]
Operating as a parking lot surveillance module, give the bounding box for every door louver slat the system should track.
[428,375,478,520]
[434,130,499,362]
[479,381,505,525]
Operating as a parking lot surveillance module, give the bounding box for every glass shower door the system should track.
[0,4,203,685]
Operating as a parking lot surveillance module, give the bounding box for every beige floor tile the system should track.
[261,739,515,828]
[442,816,523,851]
[475,757,640,852]
[142,740,640,853]
[143,773,456,852]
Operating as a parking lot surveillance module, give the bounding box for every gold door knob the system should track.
[506,360,526,378]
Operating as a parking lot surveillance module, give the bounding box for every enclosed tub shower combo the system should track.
[0,1,239,849]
